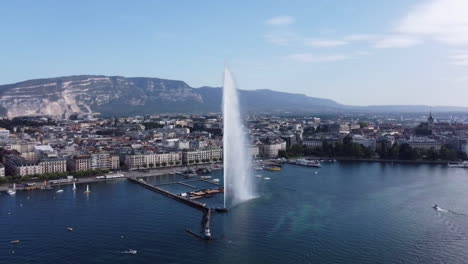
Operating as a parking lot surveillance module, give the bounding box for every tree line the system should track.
[279,137,467,161]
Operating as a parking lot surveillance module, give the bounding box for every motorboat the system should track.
[56,189,64,193]
[122,249,137,254]
[67,227,74,231]
[213,178,220,183]
[264,177,271,180]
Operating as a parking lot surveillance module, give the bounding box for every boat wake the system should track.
[120,249,137,255]
[435,207,449,213]
[434,205,466,216]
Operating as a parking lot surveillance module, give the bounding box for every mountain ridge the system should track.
[0,75,466,117]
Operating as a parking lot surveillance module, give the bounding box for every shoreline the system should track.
[288,156,454,165]
[0,163,222,192]
[1,158,461,192]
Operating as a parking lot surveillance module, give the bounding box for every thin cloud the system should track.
[344,34,380,41]
[373,35,421,48]
[395,0,468,45]
[287,53,350,62]
[264,32,300,46]
[448,50,468,66]
[305,39,348,48]
[265,15,296,26]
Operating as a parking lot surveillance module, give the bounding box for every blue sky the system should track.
[1,0,468,106]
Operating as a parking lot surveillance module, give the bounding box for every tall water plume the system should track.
[223,67,255,207]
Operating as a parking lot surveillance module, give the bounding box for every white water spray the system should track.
[223,67,256,207]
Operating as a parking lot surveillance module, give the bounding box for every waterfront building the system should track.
[39,157,67,174]
[352,135,376,150]
[281,134,296,148]
[258,138,286,158]
[0,163,5,177]
[4,155,43,176]
[248,145,259,158]
[125,152,183,169]
[125,154,145,169]
[182,147,222,164]
[403,137,442,150]
[67,155,91,172]
[376,137,394,151]
[90,153,111,170]
[303,139,324,149]
[146,152,182,167]
[111,155,120,170]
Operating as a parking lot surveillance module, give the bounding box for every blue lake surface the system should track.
[2,162,468,264]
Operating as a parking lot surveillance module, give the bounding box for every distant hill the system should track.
[0,75,466,117]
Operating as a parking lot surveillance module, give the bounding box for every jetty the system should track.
[127,178,208,211]
[127,177,217,240]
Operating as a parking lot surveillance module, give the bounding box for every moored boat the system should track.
[7,183,16,195]
[291,159,321,167]
[265,166,281,171]
[448,162,468,168]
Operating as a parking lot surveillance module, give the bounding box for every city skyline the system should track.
[1,0,468,106]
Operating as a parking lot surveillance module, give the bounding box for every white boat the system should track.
[84,184,91,194]
[293,159,321,168]
[448,162,468,168]
[56,189,64,193]
[122,249,137,254]
[7,183,16,195]
[213,178,220,183]
[264,177,271,180]
[72,182,77,190]
[255,175,263,178]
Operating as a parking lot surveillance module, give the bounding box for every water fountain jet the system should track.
[223,67,256,207]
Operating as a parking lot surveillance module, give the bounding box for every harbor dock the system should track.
[127,177,208,211]
[127,177,222,240]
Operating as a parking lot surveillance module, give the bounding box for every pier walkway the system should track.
[127,178,208,212]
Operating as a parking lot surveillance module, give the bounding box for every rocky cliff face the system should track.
[0,75,346,117]
[0,75,204,118]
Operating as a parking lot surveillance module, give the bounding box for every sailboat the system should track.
[72,182,77,190]
[84,184,91,194]
[7,183,16,195]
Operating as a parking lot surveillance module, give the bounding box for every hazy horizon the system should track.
[1,0,467,106]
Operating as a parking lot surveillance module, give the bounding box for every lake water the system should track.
[2,162,468,264]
